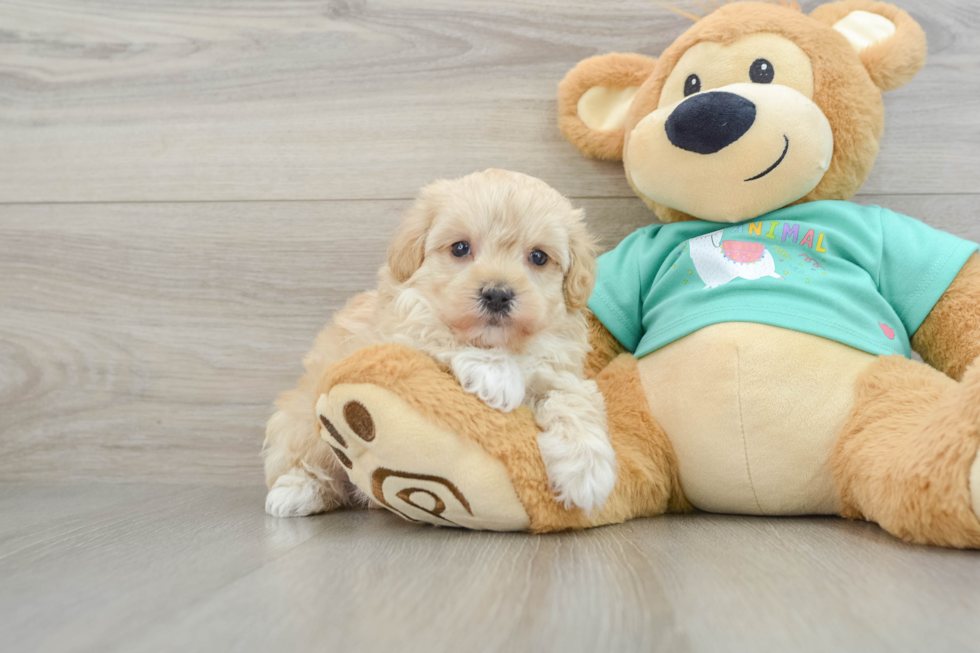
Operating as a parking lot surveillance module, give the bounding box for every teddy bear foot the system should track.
[315,383,531,531]
[965,362,980,524]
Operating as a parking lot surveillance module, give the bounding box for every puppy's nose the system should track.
[480,286,515,315]
[665,91,756,154]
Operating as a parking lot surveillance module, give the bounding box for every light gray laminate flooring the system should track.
[1,0,979,651]
[3,484,980,653]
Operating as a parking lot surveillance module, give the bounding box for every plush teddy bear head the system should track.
[558,0,926,223]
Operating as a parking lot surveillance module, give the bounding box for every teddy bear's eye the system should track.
[749,58,774,84]
[684,73,701,97]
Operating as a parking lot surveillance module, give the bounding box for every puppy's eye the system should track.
[749,59,774,84]
[529,250,548,267]
[451,241,471,258]
[684,74,701,97]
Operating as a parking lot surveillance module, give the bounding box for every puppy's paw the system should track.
[451,349,525,412]
[265,470,333,518]
[537,420,617,515]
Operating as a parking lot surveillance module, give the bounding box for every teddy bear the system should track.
[311,0,980,546]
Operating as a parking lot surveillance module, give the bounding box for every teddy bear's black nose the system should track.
[665,91,756,154]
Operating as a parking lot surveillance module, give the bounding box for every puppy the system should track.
[262,169,617,518]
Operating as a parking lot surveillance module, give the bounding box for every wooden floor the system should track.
[1,0,979,651]
[3,484,980,653]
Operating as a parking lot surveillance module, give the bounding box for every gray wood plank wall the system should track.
[1,0,978,485]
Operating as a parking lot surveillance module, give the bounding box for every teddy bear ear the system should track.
[558,53,657,161]
[810,0,927,92]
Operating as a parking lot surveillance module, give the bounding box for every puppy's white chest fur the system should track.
[448,334,589,412]
[450,348,528,412]
[448,341,617,515]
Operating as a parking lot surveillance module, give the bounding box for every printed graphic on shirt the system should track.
[689,220,835,289]
[689,229,782,289]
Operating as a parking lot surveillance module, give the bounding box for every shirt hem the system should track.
[636,308,910,359]
[589,287,641,353]
[900,240,979,335]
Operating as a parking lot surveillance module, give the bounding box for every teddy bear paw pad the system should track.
[316,383,530,531]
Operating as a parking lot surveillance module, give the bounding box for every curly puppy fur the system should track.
[263,169,615,517]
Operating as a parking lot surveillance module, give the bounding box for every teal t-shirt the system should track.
[589,201,978,359]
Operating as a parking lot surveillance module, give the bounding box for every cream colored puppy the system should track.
[263,169,617,518]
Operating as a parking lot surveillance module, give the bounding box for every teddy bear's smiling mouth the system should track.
[744,135,790,182]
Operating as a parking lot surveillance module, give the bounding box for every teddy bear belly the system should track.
[636,322,876,516]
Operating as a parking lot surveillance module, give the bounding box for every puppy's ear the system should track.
[563,211,597,311]
[558,53,657,161]
[387,181,445,283]
[811,0,927,92]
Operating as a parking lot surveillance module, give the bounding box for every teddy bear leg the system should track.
[588,353,690,523]
[832,355,980,548]
[314,343,686,532]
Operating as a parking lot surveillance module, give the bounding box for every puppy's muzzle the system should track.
[479,285,515,316]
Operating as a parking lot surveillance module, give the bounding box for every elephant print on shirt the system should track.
[689,230,783,289]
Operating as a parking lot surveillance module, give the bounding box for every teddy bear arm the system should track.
[911,253,980,381]
[584,310,628,379]
[315,342,682,532]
